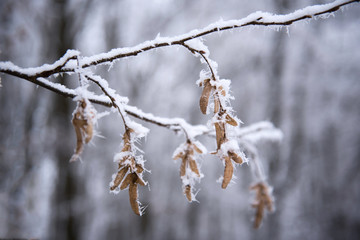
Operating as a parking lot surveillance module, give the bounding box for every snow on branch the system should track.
[0,0,357,77]
[0,0,356,227]
[72,0,360,68]
[0,50,79,78]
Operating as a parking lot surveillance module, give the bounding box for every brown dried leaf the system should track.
[110,166,129,190]
[70,100,95,161]
[253,205,264,229]
[121,128,133,152]
[121,143,131,153]
[135,175,146,186]
[251,182,274,228]
[214,97,220,113]
[189,158,200,177]
[218,86,226,96]
[184,185,192,202]
[225,114,238,126]
[214,122,226,150]
[120,173,133,190]
[129,183,140,215]
[118,155,131,166]
[84,122,93,143]
[228,151,243,164]
[192,143,203,154]
[222,156,233,189]
[173,152,184,160]
[180,158,186,177]
[70,113,88,161]
[72,120,84,157]
[199,79,212,114]
[135,164,144,174]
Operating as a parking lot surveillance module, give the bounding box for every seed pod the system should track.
[225,114,238,126]
[214,97,220,113]
[135,175,146,186]
[120,173,133,190]
[173,152,184,160]
[250,182,274,228]
[72,120,84,156]
[265,196,273,212]
[218,86,226,96]
[214,122,226,150]
[110,166,129,190]
[253,204,264,229]
[189,158,200,177]
[192,143,203,154]
[199,79,212,114]
[228,151,243,164]
[135,164,144,174]
[180,158,186,177]
[121,128,133,152]
[118,155,131,166]
[70,113,87,162]
[222,156,233,189]
[184,185,192,202]
[84,121,93,143]
[129,183,140,215]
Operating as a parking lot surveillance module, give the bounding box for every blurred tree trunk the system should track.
[0,1,42,236]
[260,0,293,239]
[44,0,83,239]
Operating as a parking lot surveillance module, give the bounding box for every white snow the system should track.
[0,49,79,76]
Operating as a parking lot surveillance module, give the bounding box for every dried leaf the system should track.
[120,173,133,190]
[84,121,93,143]
[135,164,144,174]
[71,119,84,159]
[184,185,192,202]
[219,86,226,96]
[70,100,95,161]
[180,158,186,177]
[199,79,212,114]
[225,114,238,126]
[214,97,220,113]
[253,205,264,229]
[110,166,129,190]
[192,143,203,154]
[214,122,226,150]
[251,182,274,228]
[135,175,146,186]
[121,128,133,152]
[222,156,233,189]
[129,183,140,215]
[189,158,200,177]
[118,155,131,166]
[173,152,184,160]
[70,113,87,162]
[228,151,243,164]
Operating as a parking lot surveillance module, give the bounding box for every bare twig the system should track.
[84,74,128,128]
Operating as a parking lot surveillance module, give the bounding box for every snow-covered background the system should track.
[0,0,359,239]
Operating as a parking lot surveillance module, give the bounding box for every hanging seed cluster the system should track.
[70,99,96,162]
[250,182,274,228]
[67,50,274,228]
[199,78,245,189]
[110,128,146,215]
[173,140,205,202]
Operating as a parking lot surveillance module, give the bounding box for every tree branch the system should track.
[75,0,360,68]
[0,0,355,139]
[1,0,357,79]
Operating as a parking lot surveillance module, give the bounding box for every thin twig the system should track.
[84,74,128,129]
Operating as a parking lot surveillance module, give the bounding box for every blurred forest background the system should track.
[0,0,359,239]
